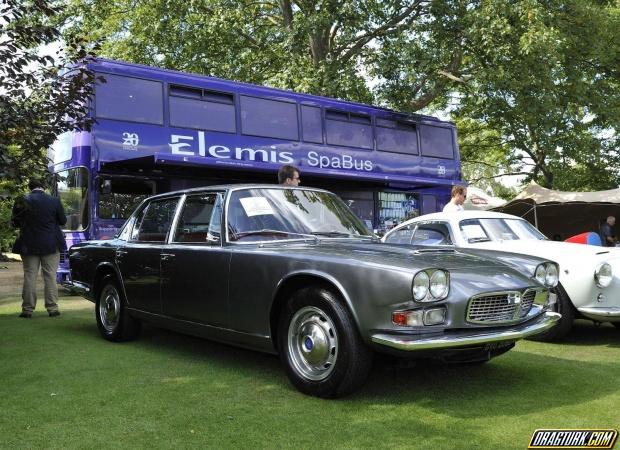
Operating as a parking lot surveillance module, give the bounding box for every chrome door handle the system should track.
[161,253,175,261]
[115,249,128,256]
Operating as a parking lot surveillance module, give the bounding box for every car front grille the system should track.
[466,289,538,324]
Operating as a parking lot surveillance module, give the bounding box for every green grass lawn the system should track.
[1,295,619,449]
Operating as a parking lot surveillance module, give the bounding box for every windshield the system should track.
[227,188,372,242]
[459,217,547,243]
[57,168,89,231]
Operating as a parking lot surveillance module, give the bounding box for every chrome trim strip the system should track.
[370,312,561,351]
[577,306,620,317]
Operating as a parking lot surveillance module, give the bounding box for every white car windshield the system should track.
[459,218,547,243]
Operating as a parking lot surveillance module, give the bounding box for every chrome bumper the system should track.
[371,312,561,351]
[578,306,620,319]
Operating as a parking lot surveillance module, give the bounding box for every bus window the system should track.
[376,119,418,155]
[325,110,372,149]
[240,96,299,140]
[419,125,454,159]
[98,178,156,220]
[95,73,163,125]
[169,86,236,133]
[57,168,89,231]
[301,105,323,143]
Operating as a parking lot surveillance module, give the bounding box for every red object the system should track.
[564,232,602,246]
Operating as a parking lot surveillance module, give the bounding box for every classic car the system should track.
[382,210,620,341]
[69,185,560,397]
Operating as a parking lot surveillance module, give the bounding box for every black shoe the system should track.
[48,311,61,317]
[19,312,32,318]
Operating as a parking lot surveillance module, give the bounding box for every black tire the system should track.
[277,287,373,398]
[96,275,141,342]
[529,283,575,342]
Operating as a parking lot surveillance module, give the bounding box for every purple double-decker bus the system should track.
[49,58,462,284]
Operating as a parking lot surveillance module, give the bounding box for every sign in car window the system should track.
[239,196,274,217]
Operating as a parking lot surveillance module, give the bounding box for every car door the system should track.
[116,196,180,313]
[161,192,231,327]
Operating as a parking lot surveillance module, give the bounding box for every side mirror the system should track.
[100,179,112,195]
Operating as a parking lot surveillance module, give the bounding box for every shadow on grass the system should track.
[551,320,620,347]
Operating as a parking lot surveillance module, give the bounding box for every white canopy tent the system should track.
[462,186,507,211]
[492,181,620,239]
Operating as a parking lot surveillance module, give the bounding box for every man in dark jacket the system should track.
[11,179,67,318]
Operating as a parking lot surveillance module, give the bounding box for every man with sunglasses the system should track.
[443,185,467,212]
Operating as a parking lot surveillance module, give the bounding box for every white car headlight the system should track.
[429,270,450,299]
[545,263,559,288]
[595,262,613,288]
[413,271,429,301]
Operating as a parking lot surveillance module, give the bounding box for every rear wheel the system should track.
[278,287,372,398]
[96,275,141,342]
[529,283,574,342]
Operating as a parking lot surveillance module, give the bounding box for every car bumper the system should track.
[578,306,620,321]
[370,311,561,351]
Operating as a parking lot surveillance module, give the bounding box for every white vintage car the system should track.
[382,210,620,340]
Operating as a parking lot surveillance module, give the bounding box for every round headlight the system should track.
[535,264,547,285]
[545,263,559,287]
[413,271,430,301]
[429,270,449,299]
[595,262,613,288]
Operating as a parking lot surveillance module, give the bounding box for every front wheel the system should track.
[278,287,372,398]
[529,283,575,342]
[96,275,141,342]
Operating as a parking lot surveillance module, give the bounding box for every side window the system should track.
[173,193,222,244]
[169,85,236,133]
[301,105,323,143]
[376,118,418,155]
[95,73,163,125]
[411,223,452,245]
[325,110,372,149]
[131,198,179,243]
[419,124,454,159]
[240,96,299,140]
[385,225,415,244]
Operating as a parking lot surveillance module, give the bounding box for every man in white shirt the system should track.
[443,185,467,212]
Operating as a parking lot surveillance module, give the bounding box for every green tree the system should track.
[0,0,97,251]
[451,0,620,190]
[63,0,466,106]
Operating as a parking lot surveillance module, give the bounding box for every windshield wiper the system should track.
[311,231,375,240]
[233,229,318,241]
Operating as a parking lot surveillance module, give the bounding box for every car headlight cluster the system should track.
[413,269,450,302]
[534,263,559,288]
[594,262,613,288]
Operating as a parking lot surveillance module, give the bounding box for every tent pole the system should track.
[534,204,538,229]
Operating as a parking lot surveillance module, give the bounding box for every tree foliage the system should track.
[0,0,97,183]
[64,0,620,191]
[0,0,98,251]
[451,0,620,190]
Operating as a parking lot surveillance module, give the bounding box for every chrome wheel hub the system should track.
[287,306,338,381]
[99,285,120,332]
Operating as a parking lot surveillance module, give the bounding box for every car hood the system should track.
[286,240,523,272]
[469,239,620,264]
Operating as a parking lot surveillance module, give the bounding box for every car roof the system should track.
[145,184,332,201]
[398,210,524,226]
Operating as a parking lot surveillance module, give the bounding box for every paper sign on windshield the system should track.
[239,197,274,217]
